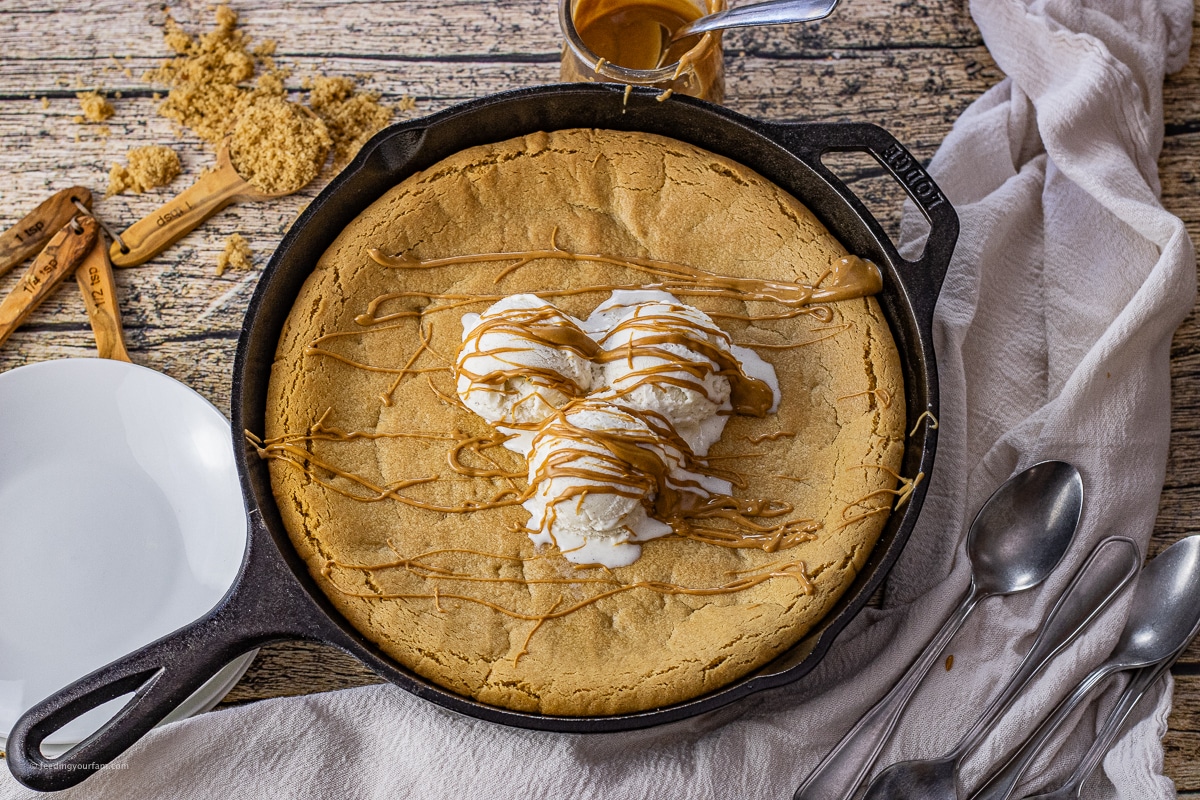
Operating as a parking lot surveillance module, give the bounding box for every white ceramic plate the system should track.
[0,359,254,754]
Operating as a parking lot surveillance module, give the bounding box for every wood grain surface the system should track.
[1,0,1197,791]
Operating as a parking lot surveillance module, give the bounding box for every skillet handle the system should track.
[5,522,326,792]
[755,121,959,330]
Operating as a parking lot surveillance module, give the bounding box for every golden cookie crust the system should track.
[264,128,906,716]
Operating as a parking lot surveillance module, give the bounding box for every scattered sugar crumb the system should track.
[397,95,417,113]
[40,97,49,109]
[107,145,182,196]
[307,76,392,167]
[76,90,114,122]
[216,233,254,276]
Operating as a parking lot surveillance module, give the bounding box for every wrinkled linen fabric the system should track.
[2,0,1193,797]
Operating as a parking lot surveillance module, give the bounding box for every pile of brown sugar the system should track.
[229,97,330,194]
[144,6,405,179]
[144,5,264,144]
[216,233,254,276]
[107,145,181,196]
[75,90,114,123]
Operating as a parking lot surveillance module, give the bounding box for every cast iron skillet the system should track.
[8,84,957,791]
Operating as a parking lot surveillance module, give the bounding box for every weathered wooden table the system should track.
[2,0,1198,792]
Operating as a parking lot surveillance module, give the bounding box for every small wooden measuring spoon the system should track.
[0,187,93,278]
[108,137,295,268]
[75,229,131,362]
[0,215,98,349]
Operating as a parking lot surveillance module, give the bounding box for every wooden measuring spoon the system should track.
[0,187,93,278]
[108,138,294,268]
[0,216,98,349]
[75,230,131,362]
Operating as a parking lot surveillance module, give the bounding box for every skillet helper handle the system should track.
[75,231,131,362]
[110,164,246,268]
[760,121,958,330]
[0,186,93,278]
[0,216,98,349]
[6,610,250,791]
[5,531,330,792]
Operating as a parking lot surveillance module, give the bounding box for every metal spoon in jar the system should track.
[794,461,1084,800]
[972,534,1200,800]
[857,536,1141,800]
[668,0,841,43]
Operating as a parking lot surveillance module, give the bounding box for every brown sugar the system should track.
[145,5,406,178]
[76,90,114,122]
[106,145,182,196]
[143,5,264,144]
[229,96,331,194]
[306,76,393,168]
[216,233,254,276]
[145,4,331,194]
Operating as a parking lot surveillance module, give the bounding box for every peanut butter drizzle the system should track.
[256,437,527,512]
[835,466,924,531]
[257,239,912,658]
[837,388,893,408]
[746,430,796,445]
[320,543,813,664]
[520,401,807,543]
[909,409,939,437]
[592,305,774,415]
[368,243,881,309]
[255,401,818,553]
[734,323,853,351]
[456,303,602,409]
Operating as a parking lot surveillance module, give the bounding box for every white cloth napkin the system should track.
[3,0,1194,796]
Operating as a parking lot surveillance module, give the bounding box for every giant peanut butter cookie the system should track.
[261,128,909,715]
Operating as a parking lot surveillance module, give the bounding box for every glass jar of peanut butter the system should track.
[559,0,727,103]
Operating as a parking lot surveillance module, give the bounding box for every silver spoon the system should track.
[858,536,1140,800]
[1020,659,1172,800]
[668,0,841,43]
[971,535,1200,800]
[794,460,1084,800]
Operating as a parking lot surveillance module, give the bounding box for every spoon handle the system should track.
[970,663,1121,800]
[109,163,247,268]
[795,586,984,800]
[950,537,1140,761]
[0,215,97,349]
[1022,660,1172,800]
[74,230,131,362]
[0,186,92,278]
[671,0,839,41]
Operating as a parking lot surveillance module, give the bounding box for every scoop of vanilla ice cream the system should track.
[457,290,777,568]
[522,400,702,568]
[456,294,600,454]
[586,290,772,455]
